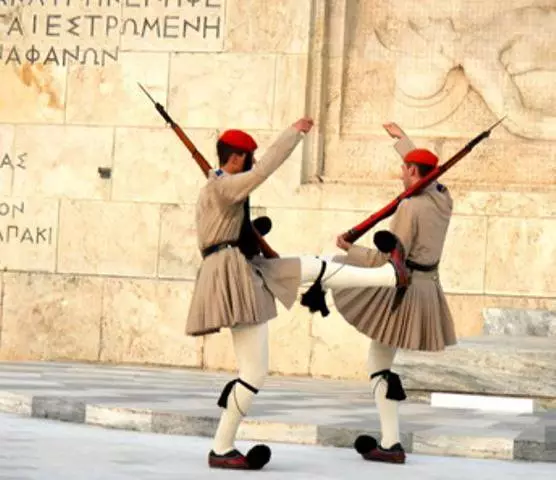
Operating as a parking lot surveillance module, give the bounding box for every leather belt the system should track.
[202,241,239,259]
[406,259,439,272]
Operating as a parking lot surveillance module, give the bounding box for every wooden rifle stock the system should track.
[138,83,279,258]
[342,117,506,243]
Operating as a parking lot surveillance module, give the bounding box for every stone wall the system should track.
[0,0,554,381]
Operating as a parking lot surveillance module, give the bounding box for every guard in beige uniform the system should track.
[186,118,411,470]
[332,123,457,464]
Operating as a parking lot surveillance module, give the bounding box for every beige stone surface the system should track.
[0,273,102,361]
[445,293,556,338]
[0,125,15,194]
[452,188,556,219]
[168,53,276,129]
[57,200,160,276]
[112,127,218,204]
[12,125,113,200]
[485,217,556,296]
[225,0,311,54]
[439,139,555,187]
[100,278,203,367]
[272,55,309,130]
[309,307,370,380]
[0,64,66,124]
[158,204,201,280]
[440,216,487,294]
[66,52,169,126]
[0,197,58,272]
[268,302,312,377]
[121,1,224,52]
[262,207,374,258]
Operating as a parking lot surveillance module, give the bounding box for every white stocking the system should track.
[212,322,269,455]
[299,255,396,289]
[368,340,400,449]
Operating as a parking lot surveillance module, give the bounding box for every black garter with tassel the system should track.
[370,369,407,401]
[300,260,330,317]
[217,378,259,408]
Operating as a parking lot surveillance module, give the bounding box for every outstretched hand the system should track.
[383,122,406,139]
[293,117,314,134]
[336,234,352,252]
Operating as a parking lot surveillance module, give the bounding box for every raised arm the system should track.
[214,119,313,205]
[383,122,417,158]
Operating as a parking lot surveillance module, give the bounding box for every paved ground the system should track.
[1,412,555,479]
[0,361,555,463]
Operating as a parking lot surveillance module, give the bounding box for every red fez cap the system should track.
[218,129,258,153]
[404,148,438,168]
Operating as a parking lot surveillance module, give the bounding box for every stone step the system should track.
[483,308,556,336]
[396,335,556,399]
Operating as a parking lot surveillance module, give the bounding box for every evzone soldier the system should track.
[185,117,412,470]
[332,122,457,464]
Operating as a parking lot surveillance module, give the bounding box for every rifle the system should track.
[341,117,506,243]
[138,82,279,259]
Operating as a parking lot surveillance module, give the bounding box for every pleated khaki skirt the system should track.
[185,248,301,337]
[331,270,457,352]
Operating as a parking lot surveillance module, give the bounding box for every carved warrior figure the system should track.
[372,5,556,139]
[331,122,457,464]
[185,118,411,470]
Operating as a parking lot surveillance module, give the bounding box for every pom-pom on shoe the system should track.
[354,435,406,464]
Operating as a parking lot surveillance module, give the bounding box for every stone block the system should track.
[13,125,113,200]
[272,55,309,129]
[0,64,66,124]
[322,136,433,182]
[268,302,312,377]
[152,413,217,437]
[168,53,276,129]
[112,127,218,204]
[158,204,201,280]
[262,207,372,257]
[66,52,169,126]
[447,294,556,339]
[0,273,102,362]
[339,60,397,136]
[483,308,556,336]
[100,278,203,368]
[0,197,58,272]
[452,188,556,219]
[412,428,515,460]
[485,217,555,296]
[225,0,310,54]
[86,405,153,432]
[310,308,370,381]
[396,336,556,398]
[0,125,15,194]
[57,200,160,277]
[0,392,32,416]
[31,396,86,423]
[440,139,555,187]
[439,215,487,294]
[121,1,224,52]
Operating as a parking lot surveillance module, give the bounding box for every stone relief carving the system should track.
[367,3,556,139]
